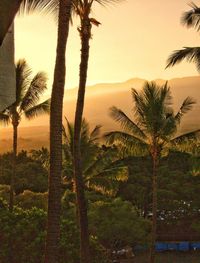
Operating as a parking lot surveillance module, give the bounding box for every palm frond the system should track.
[84,146,119,176]
[132,82,173,135]
[109,106,147,140]
[159,114,177,142]
[15,59,32,105]
[175,97,196,124]
[181,2,200,31]
[62,117,74,155]
[20,71,48,112]
[131,88,146,121]
[160,82,173,107]
[24,99,50,119]
[171,129,200,145]
[0,113,10,126]
[166,47,200,71]
[19,0,59,16]
[80,118,90,142]
[89,124,102,143]
[104,131,148,153]
[86,165,128,196]
[93,0,124,7]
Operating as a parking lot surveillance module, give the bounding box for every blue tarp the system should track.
[155,242,168,252]
[167,243,178,251]
[179,242,189,251]
[190,242,200,250]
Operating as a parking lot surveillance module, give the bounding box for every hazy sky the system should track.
[15,0,200,94]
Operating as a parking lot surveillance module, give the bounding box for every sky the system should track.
[15,0,200,95]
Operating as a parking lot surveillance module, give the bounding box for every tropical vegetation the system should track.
[105,81,199,263]
[0,59,49,211]
[0,1,200,263]
[62,118,128,196]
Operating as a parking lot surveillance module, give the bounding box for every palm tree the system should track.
[30,147,50,170]
[44,1,72,262]
[72,1,122,262]
[105,81,199,263]
[0,59,50,211]
[62,118,128,195]
[0,1,70,262]
[166,2,200,70]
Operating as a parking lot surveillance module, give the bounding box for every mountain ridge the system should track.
[0,75,199,153]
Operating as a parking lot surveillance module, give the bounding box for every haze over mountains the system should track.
[1,76,200,153]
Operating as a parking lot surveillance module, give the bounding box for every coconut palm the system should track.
[44,1,72,262]
[30,147,50,170]
[0,59,50,211]
[105,81,199,263]
[0,1,70,262]
[62,118,128,195]
[72,1,123,262]
[166,2,200,70]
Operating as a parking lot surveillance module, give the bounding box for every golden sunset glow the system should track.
[15,0,200,95]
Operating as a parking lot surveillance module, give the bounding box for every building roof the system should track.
[0,0,22,45]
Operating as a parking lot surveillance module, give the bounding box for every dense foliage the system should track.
[0,142,199,262]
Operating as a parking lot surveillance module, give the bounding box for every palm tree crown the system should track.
[63,118,127,195]
[181,2,200,31]
[166,2,200,70]
[105,81,198,156]
[19,0,58,16]
[0,59,50,128]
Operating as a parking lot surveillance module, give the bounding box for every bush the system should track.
[89,198,150,250]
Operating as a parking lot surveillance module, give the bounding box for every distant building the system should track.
[0,0,21,111]
[0,0,22,45]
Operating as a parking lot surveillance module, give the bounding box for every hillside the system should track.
[0,76,200,153]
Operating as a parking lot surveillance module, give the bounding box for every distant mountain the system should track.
[0,76,200,153]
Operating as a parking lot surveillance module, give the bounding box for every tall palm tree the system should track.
[72,1,122,262]
[0,1,69,262]
[166,2,200,70]
[105,81,199,263]
[44,1,72,262]
[62,118,128,195]
[0,59,50,211]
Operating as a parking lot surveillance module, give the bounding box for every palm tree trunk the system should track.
[73,18,91,263]
[44,1,72,262]
[8,122,18,263]
[149,152,158,263]
[9,123,17,211]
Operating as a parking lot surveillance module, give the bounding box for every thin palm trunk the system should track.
[9,122,17,211]
[9,121,18,263]
[149,151,158,263]
[44,1,72,262]
[73,17,91,263]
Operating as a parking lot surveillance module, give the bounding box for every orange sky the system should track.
[15,0,200,95]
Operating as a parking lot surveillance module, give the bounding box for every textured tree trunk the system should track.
[73,17,91,263]
[9,122,17,211]
[44,1,72,262]
[149,152,158,263]
[9,121,18,263]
